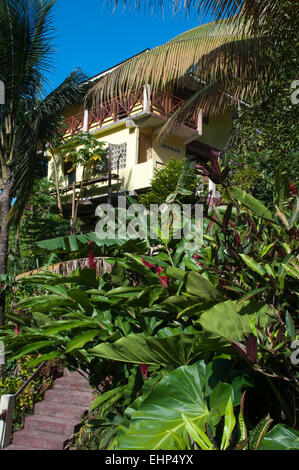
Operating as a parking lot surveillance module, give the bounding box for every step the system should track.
[63,368,88,379]
[5,444,43,450]
[12,429,67,450]
[44,389,92,407]
[54,376,90,392]
[34,401,87,419]
[25,414,80,436]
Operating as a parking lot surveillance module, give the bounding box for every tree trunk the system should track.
[0,172,12,381]
[0,172,12,327]
[71,181,76,235]
[73,178,84,235]
[51,151,63,218]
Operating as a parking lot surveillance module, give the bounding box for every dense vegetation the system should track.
[0,0,298,452]
[1,163,298,449]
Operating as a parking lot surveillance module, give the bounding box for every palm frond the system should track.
[8,69,87,225]
[91,20,242,97]
[111,0,298,35]
[91,1,297,133]
[90,19,265,126]
[0,0,56,119]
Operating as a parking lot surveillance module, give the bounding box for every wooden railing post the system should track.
[143,84,151,113]
[0,394,15,449]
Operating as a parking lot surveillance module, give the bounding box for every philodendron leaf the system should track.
[258,424,299,450]
[89,333,198,366]
[89,332,230,366]
[116,362,210,450]
[196,300,273,343]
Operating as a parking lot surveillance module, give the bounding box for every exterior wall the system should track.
[152,134,186,165]
[47,105,233,201]
[198,111,232,150]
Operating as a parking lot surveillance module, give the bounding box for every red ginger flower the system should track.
[290,183,297,196]
[141,257,155,269]
[140,364,149,379]
[88,240,96,270]
[159,275,169,287]
[155,266,163,275]
[141,257,170,287]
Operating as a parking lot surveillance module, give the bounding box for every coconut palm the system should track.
[0,0,87,326]
[90,0,298,137]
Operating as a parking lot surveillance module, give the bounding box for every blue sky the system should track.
[47,0,213,92]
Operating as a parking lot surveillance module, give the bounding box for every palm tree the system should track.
[0,0,87,327]
[90,0,298,138]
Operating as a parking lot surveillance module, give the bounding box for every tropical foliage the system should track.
[1,165,298,449]
[0,355,63,431]
[0,0,298,452]
[8,178,70,277]
[138,159,199,208]
[0,0,86,327]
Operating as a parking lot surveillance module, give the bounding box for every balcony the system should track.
[61,87,200,138]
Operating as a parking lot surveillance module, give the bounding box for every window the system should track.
[138,134,152,163]
[63,160,76,186]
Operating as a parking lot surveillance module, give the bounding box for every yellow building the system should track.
[47,52,233,217]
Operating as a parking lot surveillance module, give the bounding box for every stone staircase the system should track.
[5,369,92,450]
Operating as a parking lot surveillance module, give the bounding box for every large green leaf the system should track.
[90,385,127,412]
[10,341,55,361]
[165,267,222,303]
[184,271,223,302]
[259,424,299,450]
[220,397,236,450]
[117,361,233,450]
[196,300,273,342]
[89,333,199,366]
[42,320,99,336]
[230,187,274,222]
[68,288,93,315]
[65,330,101,353]
[89,332,229,366]
[18,295,74,312]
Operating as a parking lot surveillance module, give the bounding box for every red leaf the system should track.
[246,334,257,364]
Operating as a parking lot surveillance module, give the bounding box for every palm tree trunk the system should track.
[0,172,12,327]
[0,171,12,381]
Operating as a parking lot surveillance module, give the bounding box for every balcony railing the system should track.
[61,87,199,138]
